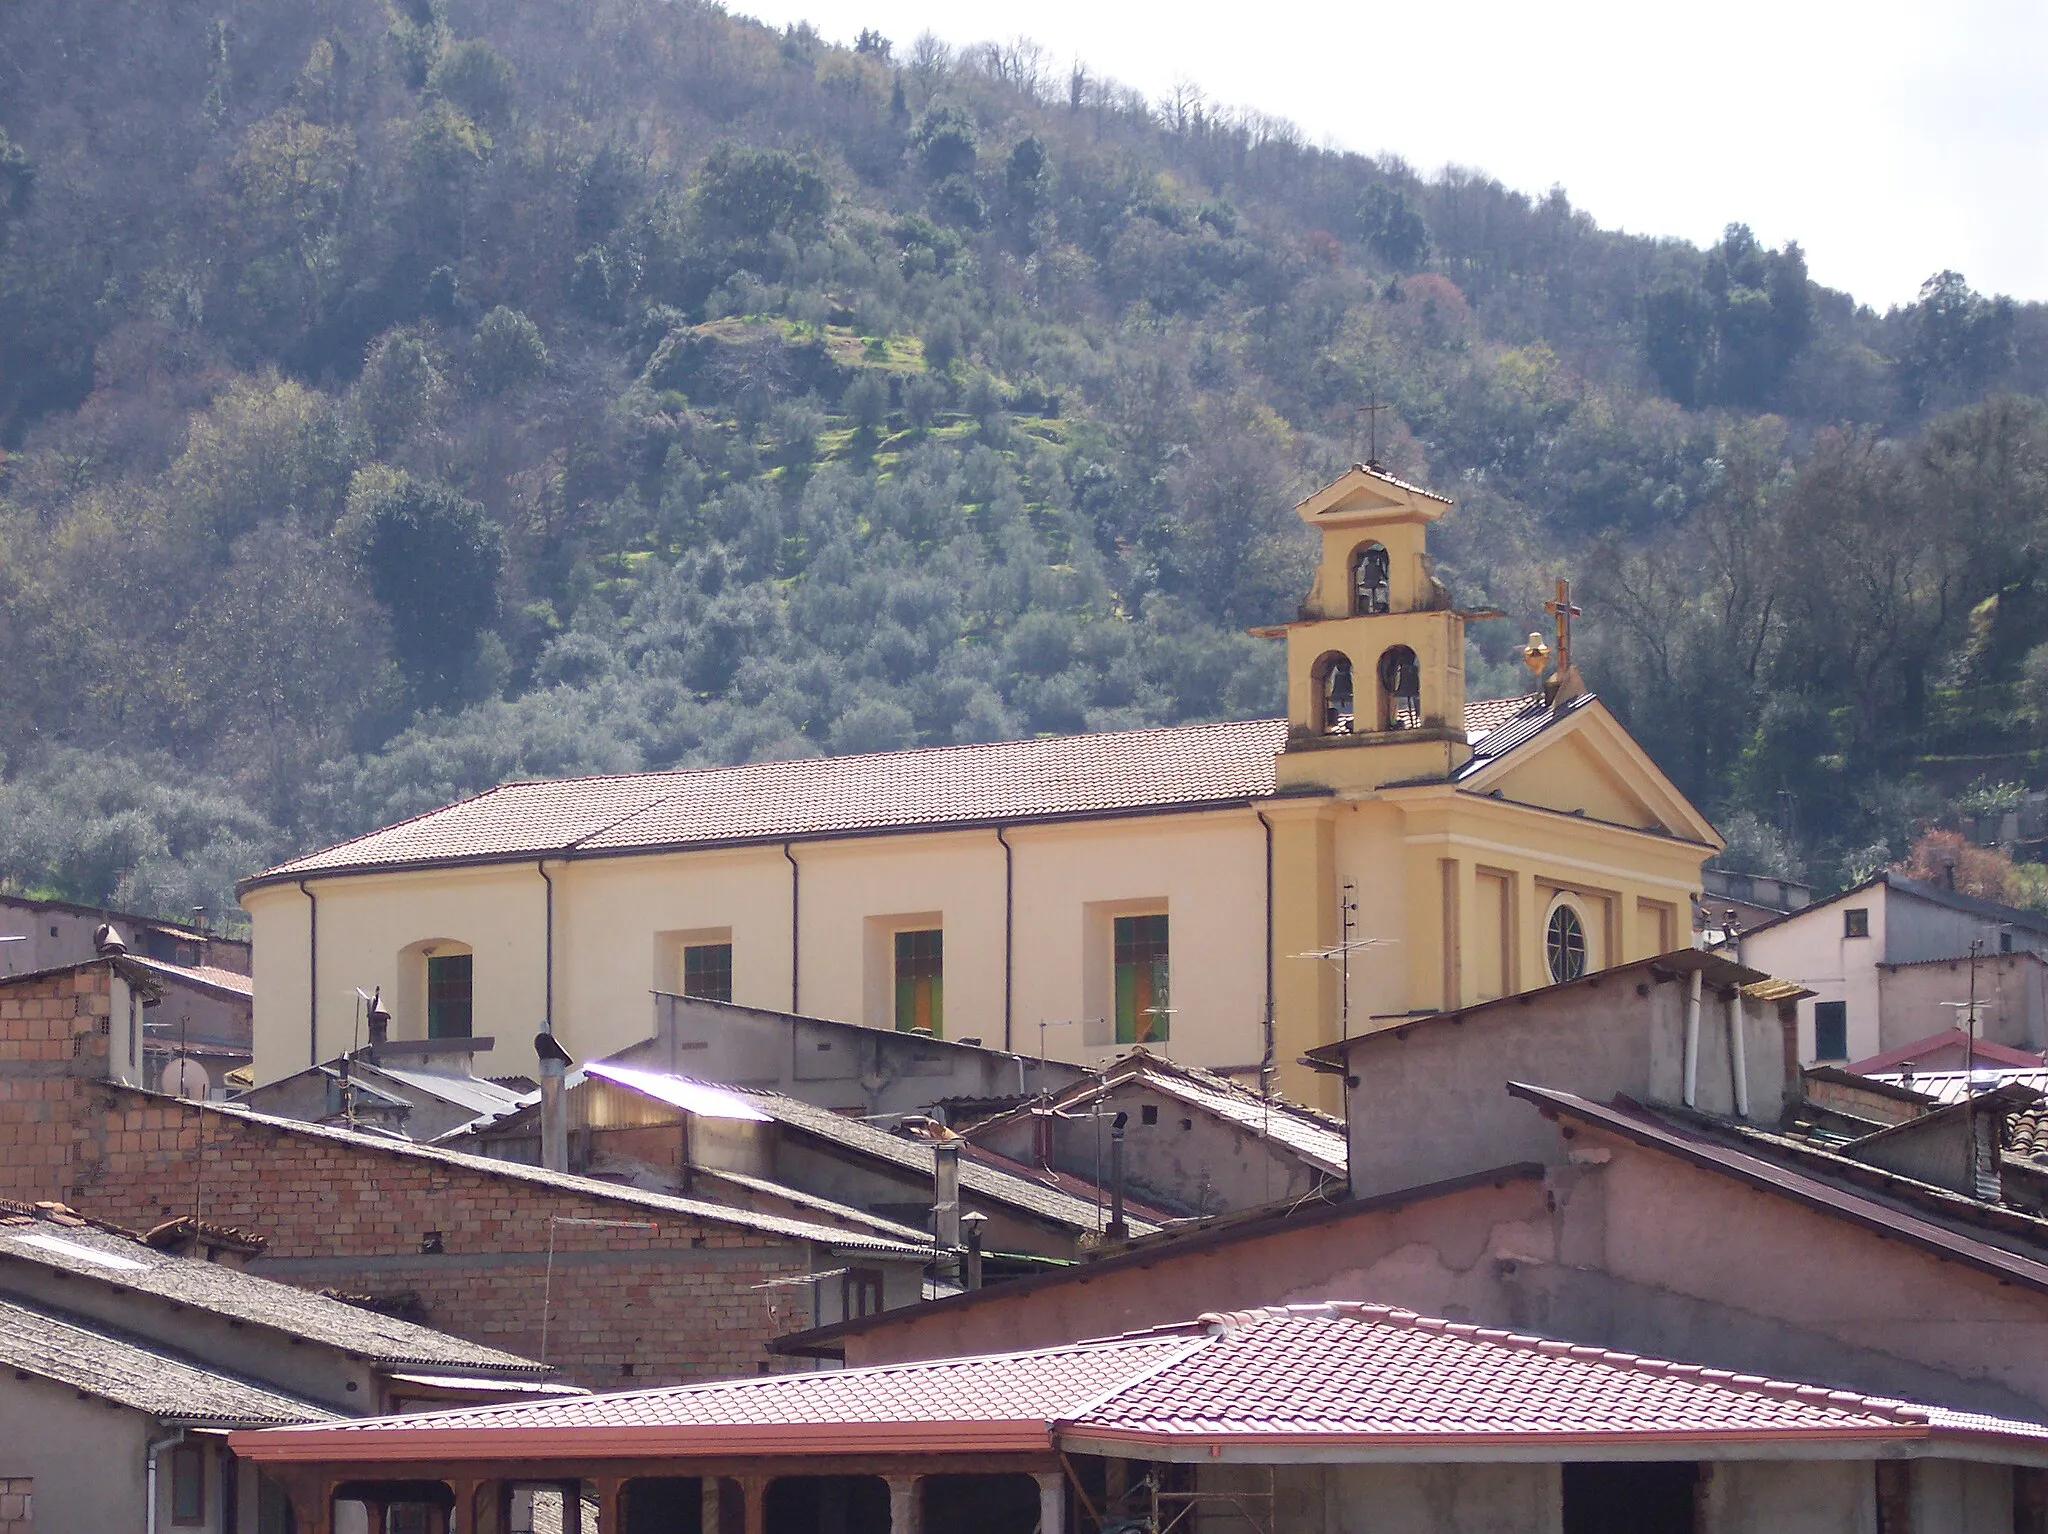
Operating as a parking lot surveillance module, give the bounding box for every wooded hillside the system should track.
[2,0,2045,926]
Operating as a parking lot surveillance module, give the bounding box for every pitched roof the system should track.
[977,1049,1346,1177]
[245,698,1554,890]
[733,1083,1164,1237]
[0,1215,547,1374]
[1740,871,2048,943]
[1851,1032,2046,1074]
[231,1301,2048,1465]
[0,1295,335,1426]
[246,719,1293,888]
[127,955,255,998]
[157,1094,928,1258]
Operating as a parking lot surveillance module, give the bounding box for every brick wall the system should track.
[0,1476,29,1532]
[0,966,833,1390]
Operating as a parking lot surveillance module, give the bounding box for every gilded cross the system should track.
[1545,577,1582,673]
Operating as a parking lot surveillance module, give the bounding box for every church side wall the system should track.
[249,809,1270,1084]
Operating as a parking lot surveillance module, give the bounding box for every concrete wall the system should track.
[1344,966,1788,1198]
[0,1375,151,1532]
[0,894,247,979]
[1742,889,1890,1067]
[637,994,1086,1115]
[1877,954,2048,1054]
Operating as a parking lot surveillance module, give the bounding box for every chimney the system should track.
[92,923,127,956]
[534,1029,573,1174]
[962,1210,988,1291]
[933,1139,962,1254]
[365,990,391,1050]
[1107,1111,1129,1239]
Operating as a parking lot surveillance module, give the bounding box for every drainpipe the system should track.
[145,1427,186,1534]
[536,860,556,1030]
[1255,809,1277,1099]
[996,827,1015,1053]
[1682,966,1703,1108]
[1728,988,1750,1119]
[297,881,318,1067]
[783,843,801,1014]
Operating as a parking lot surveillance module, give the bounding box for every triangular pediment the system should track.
[1461,700,1721,847]
[1294,464,1451,527]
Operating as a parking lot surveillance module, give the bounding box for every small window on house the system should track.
[1115,915,1170,1044]
[1351,542,1391,615]
[842,1267,883,1319]
[894,930,943,1036]
[1140,1104,1158,1126]
[683,943,733,1003]
[1546,903,1588,984]
[1562,1462,1697,1534]
[426,953,473,1039]
[170,1444,206,1525]
[2002,930,2015,954]
[1813,1000,1848,1062]
[1843,908,1869,939]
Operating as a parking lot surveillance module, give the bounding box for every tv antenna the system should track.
[1290,882,1396,1040]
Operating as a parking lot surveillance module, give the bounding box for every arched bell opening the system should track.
[1311,651,1354,736]
[1376,645,1421,730]
[1350,541,1392,615]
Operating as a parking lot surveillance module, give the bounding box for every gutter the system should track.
[1255,809,1276,1098]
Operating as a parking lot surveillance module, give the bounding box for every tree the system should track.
[341,468,503,705]
[428,39,515,128]
[470,306,548,395]
[1360,184,1428,272]
[693,143,831,248]
[914,105,978,181]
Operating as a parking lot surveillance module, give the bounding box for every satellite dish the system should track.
[160,1058,210,1100]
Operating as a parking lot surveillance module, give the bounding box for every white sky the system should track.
[734,0,2048,310]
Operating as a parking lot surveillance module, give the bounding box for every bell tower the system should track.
[1261,464,1475,792]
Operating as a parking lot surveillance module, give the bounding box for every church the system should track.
[239,465,1721,1106]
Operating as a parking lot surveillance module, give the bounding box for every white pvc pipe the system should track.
[145,1429,185,1534]
[1729,990,1750,1119]
[1683,968,1703,1108]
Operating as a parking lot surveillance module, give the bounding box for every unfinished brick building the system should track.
[0,959,926,1390]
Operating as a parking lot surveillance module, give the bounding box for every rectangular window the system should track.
[894,929,943,1037]
[842,1266,883,1320]
[1813,1000,1849,1061]
[171,1444,206,1525]
[1843,907,1870,938]
[682,943,733,1003]
[426,953,473,1039]
[1114,914,1170,1044]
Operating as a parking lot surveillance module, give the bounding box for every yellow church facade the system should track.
[240,466,1720,1107]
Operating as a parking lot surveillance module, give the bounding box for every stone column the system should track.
[594,1477,625,1534]
[886,1475,922,1534]
[1034,1473,1065,1534]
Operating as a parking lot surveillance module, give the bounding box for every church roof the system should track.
[244,700,1556,891]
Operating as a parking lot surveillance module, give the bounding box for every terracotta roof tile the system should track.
[234,1302,2048,1464]
[250,702,1543,887]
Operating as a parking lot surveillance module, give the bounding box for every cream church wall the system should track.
[248,809,1273,1083]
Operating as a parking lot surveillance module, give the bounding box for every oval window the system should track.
[1546,902,1588,984]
